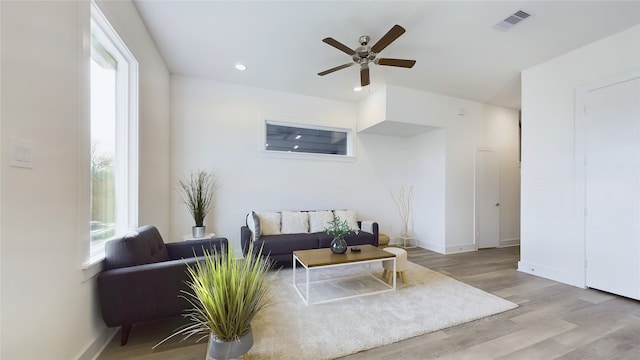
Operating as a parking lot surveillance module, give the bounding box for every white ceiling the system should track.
[133,1,640,110]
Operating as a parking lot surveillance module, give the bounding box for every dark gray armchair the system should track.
[97,225,227,345]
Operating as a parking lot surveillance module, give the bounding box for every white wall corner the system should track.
[356,85,387,132]
[499,238,520,247]
[417,239,446,254]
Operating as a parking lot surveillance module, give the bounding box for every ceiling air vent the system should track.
[492,10,532,32]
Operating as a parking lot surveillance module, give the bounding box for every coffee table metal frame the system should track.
[292,245,396,305]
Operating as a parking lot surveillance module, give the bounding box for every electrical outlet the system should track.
[10,137,33,169]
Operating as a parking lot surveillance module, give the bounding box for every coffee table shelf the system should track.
[293,245,396,305]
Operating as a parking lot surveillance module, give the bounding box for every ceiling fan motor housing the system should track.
[354,48,375,64]
[354,35,376,64]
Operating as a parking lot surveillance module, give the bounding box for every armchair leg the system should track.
[120,324,132,346]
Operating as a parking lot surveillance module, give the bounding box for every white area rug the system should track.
[248,261,517,360]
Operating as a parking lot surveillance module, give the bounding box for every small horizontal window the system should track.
[265,121,351,156]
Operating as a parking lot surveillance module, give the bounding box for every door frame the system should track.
[575,68,640,288]
[474,146,500,249]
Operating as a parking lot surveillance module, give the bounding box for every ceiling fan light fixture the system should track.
[234,63,247,71]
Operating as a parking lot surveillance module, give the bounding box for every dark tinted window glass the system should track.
[265,123,348,155]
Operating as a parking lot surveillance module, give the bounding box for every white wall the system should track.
[380,85,520,253]
[408,129,446,252]
[357,86,387,131]
[0,1,170,359]
[171,78,520,255]
[169,76,412,245]
[485,105,521,245]
[520,25,640,287]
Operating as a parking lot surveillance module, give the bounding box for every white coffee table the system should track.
[293,245,396,305]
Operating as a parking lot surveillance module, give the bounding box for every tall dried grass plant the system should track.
[391,186,413,238]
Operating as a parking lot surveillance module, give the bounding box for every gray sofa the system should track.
[241,211,378,267]
[97,225,227,345]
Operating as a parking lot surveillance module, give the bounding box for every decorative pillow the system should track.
[334,210,359,231]
[308,210,334,233]
[255,211,281,236]
[281,211,309,234]
[246,211,262,241]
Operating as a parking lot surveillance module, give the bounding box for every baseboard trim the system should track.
[77,326,118,360]
[517,261,585,289]
[444,244,477,254]
[499,238,520,248]
[413,241,477,255]
[417,240,445,254]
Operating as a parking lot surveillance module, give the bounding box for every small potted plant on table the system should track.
[324,216,359,254]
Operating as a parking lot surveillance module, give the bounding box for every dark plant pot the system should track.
[192,226,206,238]
[330,237,348,254]
[206,329,253,360]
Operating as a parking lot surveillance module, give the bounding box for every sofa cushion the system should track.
[281,211,309,234]
[104,225,169,270]
[308,210,334,233]
[256,211,281,235]
[334,210,359,230]
[257,233,319,255]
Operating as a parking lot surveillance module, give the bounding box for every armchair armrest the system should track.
[166,237,228,260]
[97,257,202,327]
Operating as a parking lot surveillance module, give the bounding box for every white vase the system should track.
[206,330,253,360]
[192,226,206,238]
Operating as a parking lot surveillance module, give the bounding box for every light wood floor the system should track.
[97,246,640,359]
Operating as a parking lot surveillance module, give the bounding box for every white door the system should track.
[476,149,500,248]
[585,76,640,300]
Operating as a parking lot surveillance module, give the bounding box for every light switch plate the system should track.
[10,137,34,169]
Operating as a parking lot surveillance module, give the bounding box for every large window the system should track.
[264,120,353,157]
[88,3,138,261]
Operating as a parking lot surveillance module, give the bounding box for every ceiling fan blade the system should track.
[376,58,416,68]
[322,37,356,56]
[371,25,406,54]
[360,66,370,86]
[317,63,354,76]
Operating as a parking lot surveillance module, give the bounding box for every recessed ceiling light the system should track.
[353,87,362,92]
[234,63,247,71]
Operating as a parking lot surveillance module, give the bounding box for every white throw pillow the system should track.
[334,210,359,230]
[255,211,281,235]
[308,211,334,233]
[281,211,309,234]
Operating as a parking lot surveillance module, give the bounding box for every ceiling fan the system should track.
[318,24,416,87]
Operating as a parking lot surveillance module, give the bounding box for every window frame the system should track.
[261,119,356,162]
[82,1,139,272]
